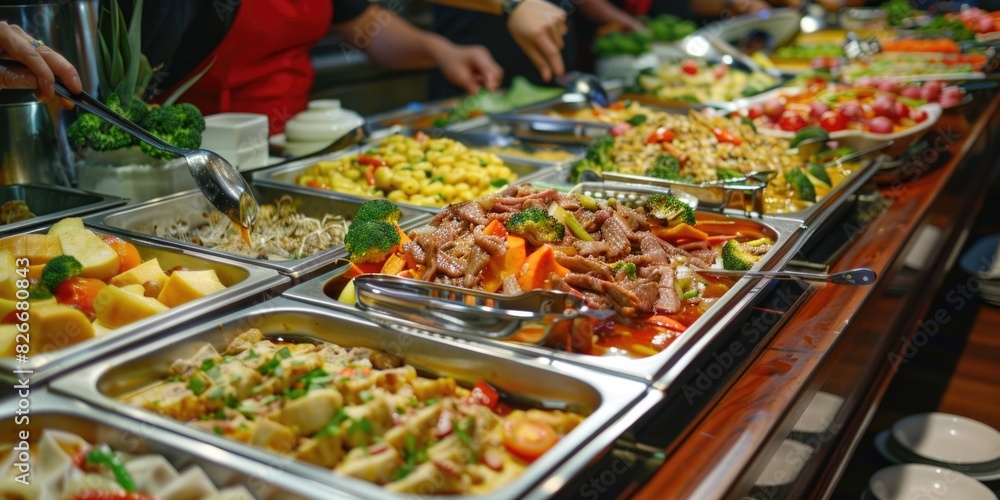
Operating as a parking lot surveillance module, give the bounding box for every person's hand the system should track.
[430,39,503,94]
[0,21,82,103]
[507,0,567,82]
[727,0,772,15]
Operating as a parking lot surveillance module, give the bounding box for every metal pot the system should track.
[0,91,66,186]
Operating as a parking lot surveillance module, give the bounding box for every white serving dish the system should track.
[735,86,942,157]
[202,113,269,171]
[869,464,997,500]
[892,413,1000,465]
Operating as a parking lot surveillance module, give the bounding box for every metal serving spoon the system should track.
[53,82,259,229]
[693,267,877,285]
[556,72,610,107]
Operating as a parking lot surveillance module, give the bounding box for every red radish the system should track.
[778,111,807,132]
[867,116,893,134]
[893,101,910,122]
[819,111,848,132]
[877,80,900,93]
[763,98,785,120]
[872,96,897,120]
[920,81,942,101]
[940,94,963,108]
[910,108,929,123]
[838,101,862,119]
[977,16,995,33]
[809,101,830,119]
[900,85,922,100]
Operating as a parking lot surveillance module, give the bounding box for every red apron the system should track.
[177,0,333,134]
[624,0,652,16]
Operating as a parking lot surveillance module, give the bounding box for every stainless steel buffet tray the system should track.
[82,184,428,282]
[282,209,807,387]
[365,96,470,131]
[0,183,125,236]
[253,146,556,215]
[51,297,649,500]
[0,390,339,499]
[0,224,286,384]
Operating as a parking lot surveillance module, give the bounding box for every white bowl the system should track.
[595,53,658,82]
[202,113,269,153]
[735,87,942,158]
[892,413,1000,465]
[869,464,997,500]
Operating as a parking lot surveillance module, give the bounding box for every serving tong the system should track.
[353,274,614,344]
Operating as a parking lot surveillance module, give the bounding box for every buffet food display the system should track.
[3,13,996,498]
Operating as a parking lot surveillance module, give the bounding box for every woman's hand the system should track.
[0,21,82,102]
[429,38,503,94]
[507,0,567,82]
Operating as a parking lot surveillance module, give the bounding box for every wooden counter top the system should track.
[634,89,1000,499]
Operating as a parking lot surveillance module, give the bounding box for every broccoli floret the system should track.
[354,199,402,225]
[806,162,832,186]
[344,220,401,264]
[721,240,762,271]
[40,255,83,291]
[572,135,616,181]
[644,193,696,227]
[611,261,637,280]
[505,207,565,246]
[66,93,151,152]
[647,155,693,182]
[140,103,206,160]
[785,168,817,202]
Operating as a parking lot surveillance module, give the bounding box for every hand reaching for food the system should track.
[0,21,81,102]
[431,40,504,94]
[507,0,568,82]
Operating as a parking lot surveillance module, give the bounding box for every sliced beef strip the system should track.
[554,252,613,280]
[574,240,612,257]
[654,265,681,314]
[600,214,634,261]
[472,225,506,257]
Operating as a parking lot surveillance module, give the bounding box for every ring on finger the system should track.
[30,39,44,48]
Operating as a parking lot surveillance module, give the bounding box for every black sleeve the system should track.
[333,0,370,25]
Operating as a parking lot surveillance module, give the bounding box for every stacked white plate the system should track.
[960,235,1000,307]
[874,413,1000,482]
[868,464,996,500]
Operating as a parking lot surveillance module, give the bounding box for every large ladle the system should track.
[53,82,259,229]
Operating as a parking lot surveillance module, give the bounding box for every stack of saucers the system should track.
[867,464,997,500]
[874,413,1000,482]
[960,235,1000,307]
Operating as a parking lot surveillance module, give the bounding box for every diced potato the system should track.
[157,270,226,307]
[27,303,95,354]
[47,217,84,236]
[0,324,19,356]
[94,285,169,329]
[109,258,169,291]
[0,234,62,265]
[0,297,57,319]
[119,284,146,296]
[57,229,119,280]
[0,249,17,300]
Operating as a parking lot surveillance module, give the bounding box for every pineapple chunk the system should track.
[0,324,18,356]
[94,285,169,329]
[120,284,146,296]
[0,234,62,264]
[47,217,84,236]
[157,270,226,307]
[57,228,119,280]
[110,258,169,291]
[0,249,17,300]
[27,303,95,354]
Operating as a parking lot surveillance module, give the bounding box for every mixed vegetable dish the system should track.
[123,329,583,494]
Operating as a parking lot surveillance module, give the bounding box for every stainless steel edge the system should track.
[280,211,806,384]
[80,184,427,282]
[252,147,553,216]
[763,154,887,227]
[0,183,126,237]
[49,297,648,500]
[365,97,466,131]
[0,389,352,499]
[0,224,286,384]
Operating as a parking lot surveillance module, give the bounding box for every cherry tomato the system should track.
[503,417,559,462]
[910,108,929,123]
[55,277,107,316]
[306,180,327,189]
[681,60,699,75]
[777,111,807,132]
[468,380,501,410]
[746,104,764,120]
[646,127,675,144]
[819,111,848,132]
[713,128,742,146]
[101,235,142,273]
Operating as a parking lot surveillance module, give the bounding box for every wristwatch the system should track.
[502,0,525,14]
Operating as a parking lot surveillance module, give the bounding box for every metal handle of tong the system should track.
[352,275,613,343]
